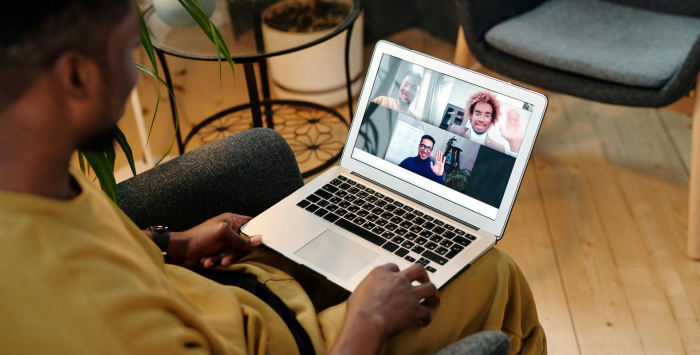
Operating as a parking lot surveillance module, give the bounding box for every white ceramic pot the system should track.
[153,0,217,30]
[263,1,363,107]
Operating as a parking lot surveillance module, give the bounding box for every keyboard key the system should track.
[307,195,321,203]
[306,204,319,212]
[357,210,369,217]
[415,237,428,245]
[385,205,397,212]
[443,231,456,240]
[422,251,448,266]
[372,207,384,214]
[453,236,472,247]
[344,195,357,203]
[367,214,379,222]
[417,258,430,267]
[383,196,394,203]
[405,232,418,241]
[403,206,414,212]
[429,235,443,243]
[348,187,359,194]
[391,236,405,244]
[390,216,402,224]
[347,180,356,186]
[444,224,455,231]
[297,200,311,208]
[336,209,348,216]
[323,213,340,223]
[413,217,426,225]
[423,222,436,230]
[419,230,433,238]
[425,242,438,250]
[381,212,394,220]
[335,191,348,198]
[356,184,366,190]
[364,222,376,230]
[393,201,404,207]
[354,217,366,226]
[329,196,342,204]
[404,213,415,221]
[404,255,416,263]
[402,240,415,249]
[432,226,446,235]
[372,227,386,235]
[376,200,388,207]
[317,200,330,207]
[445,245,464,259]
[382,231,395,239]
[400,221,412,229]
[395,248,410,258]
[365,188,375,194]
[455,229,465,235]
[345,213,357,221]
[435,247,449,255]
[322,184,339,193]
[339,183,351,190]
[382,242,399,252]
[330,178,342,186]
[450,244,464,252]
[395,228,408,236]
[440,239,453,247]
[414,211,424,217]
[337,175,347,181]
[357,191,369,198]
[374,192,385,199]
[424,215,434,222]
[367,196,379,203]
[377,219,388,226]
[314,208,328,217]
[354,200,366,207]
[335,219,385,246]
[313,189,331,200]
[466,234,477,241]
[394,209,406,216]
[426,266,437,273]
[411,245,425,254]
[347,205,360,213]
[433,219,444,226]
[410,225,422,233]
[386,223,398,231]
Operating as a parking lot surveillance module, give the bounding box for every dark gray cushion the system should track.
[484,0,700,88]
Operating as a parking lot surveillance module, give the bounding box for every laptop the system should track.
[241,41,548,291]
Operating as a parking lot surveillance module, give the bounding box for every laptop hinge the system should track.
[351,172,481,232]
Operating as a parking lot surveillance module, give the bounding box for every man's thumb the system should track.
[233,232,262,250]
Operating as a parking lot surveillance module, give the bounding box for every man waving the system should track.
[399,135,446,184]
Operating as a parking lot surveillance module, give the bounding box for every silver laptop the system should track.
[241,41,548,291]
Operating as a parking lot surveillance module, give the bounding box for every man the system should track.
[399,135,447,184]
[0,1,546,354]
[450,90,523,155]
[372,71,422,118]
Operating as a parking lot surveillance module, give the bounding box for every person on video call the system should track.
[372,71,422,118]
[399,135,446,184]
[456,90,523,154]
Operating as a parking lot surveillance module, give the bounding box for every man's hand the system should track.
[430,151,446,176]
[328,264,440,355]
[499,109,523,153]
[159,213,261,269]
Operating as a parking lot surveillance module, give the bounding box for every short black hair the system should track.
[0,0,130,111]
[405,70,423,83]
[420,135,435,147]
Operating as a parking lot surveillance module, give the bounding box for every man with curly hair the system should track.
[451,90,523,154]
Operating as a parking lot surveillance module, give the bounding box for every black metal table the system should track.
[144,0,361,177]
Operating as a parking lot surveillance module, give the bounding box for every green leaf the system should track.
[135,63,179,166]
[105,144,117,173]
[78,150,86,175]
[82,150,119,204]
[115,127,137,177]
[135,1,162,148]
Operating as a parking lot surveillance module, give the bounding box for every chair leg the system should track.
[688,73,700,259]
[454,25,472,68]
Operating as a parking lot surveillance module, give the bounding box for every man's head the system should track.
[418,135,435,161]
[0,0,138,150]
[398,71,422,106]
[466,90,500,134]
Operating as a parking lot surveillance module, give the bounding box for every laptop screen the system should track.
[351,54,535,220]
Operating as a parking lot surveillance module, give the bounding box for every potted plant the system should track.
[261,0,363,106]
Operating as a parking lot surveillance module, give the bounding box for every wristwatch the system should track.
[147,226,170,255]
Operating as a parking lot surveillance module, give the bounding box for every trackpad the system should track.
[295,230,379,281]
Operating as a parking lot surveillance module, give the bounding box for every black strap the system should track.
[196,270,316,355]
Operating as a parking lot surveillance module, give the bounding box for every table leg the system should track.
[243,62,264,128]
[156,49,185,155]
[344,21,355,120]
[259,59,275,128]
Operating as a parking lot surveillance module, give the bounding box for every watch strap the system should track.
[148,226,169,255]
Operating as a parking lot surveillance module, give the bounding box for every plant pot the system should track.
[153,0,217,30]
[262,0,363,107]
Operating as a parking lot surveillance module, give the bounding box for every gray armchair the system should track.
[453,0,700,258]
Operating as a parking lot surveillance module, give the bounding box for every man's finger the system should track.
[416,304,433,327]
[402,263,431,283]
[219,222,262,251]
[414,282,440,305]
[382,263,400,272]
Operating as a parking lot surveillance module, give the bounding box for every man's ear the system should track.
[53,52,101,102]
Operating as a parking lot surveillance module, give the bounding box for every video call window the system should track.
[353,54,534,211]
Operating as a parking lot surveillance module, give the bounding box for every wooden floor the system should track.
[111,28,700,355]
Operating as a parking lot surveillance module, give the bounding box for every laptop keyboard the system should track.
[296,174,478,273]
